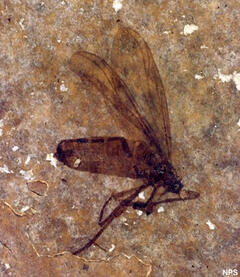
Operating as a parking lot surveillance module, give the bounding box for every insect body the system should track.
[56,137,182,193]
[55,24,199,255]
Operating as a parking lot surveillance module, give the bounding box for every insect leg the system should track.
[74,192,196,254]
[99,183,149,227]
[74,198,133,255]
[72,223,107,255]
[141,186,158,215]
[132,187,168,215]
[98,186,144,226]
[98,195,113,225]
[73,183,149,255]
[151,189,200,207]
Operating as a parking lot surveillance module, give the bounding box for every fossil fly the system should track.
[55,24,199,255]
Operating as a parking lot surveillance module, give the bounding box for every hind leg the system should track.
[99,186,142,226]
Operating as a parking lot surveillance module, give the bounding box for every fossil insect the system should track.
[55,24,199,255]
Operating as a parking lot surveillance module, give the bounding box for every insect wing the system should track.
[111,25,172,160]
[56,137,143,178]
[69,50,166,159]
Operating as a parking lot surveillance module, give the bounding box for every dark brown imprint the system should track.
[55,24,199,255]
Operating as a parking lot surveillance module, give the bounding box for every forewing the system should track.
[69,50,166,159]
[111,25,172,160]
[55,137,141,179]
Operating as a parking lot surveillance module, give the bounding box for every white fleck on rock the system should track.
[163,31,171,34]
[12,146,19,152]
[57,39,61,43]
[0,119,4,136]
[19,169,34,180]
[46,153,57,168]
[157,206,165,213]
[73,35,83,44]
[5,263,10,269]
[217,69,232,82]
[232,71,240,91]
[200,45,208,49]
[64,216,74,225]
[109,244,115,252]
[113,0,123,12]
[25,155,31,165]
[20,206,30,213]
[138,191,145,200]
[60,83,68,92]
[19,18,25,30]
[122,217,128,225]
[237,119,240,127]
[183,24,199,35]
[206,220,215,230]
[195,74,204,80]
[0,164,13,174]
[136,210,143,216]
[215,69,240,91]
